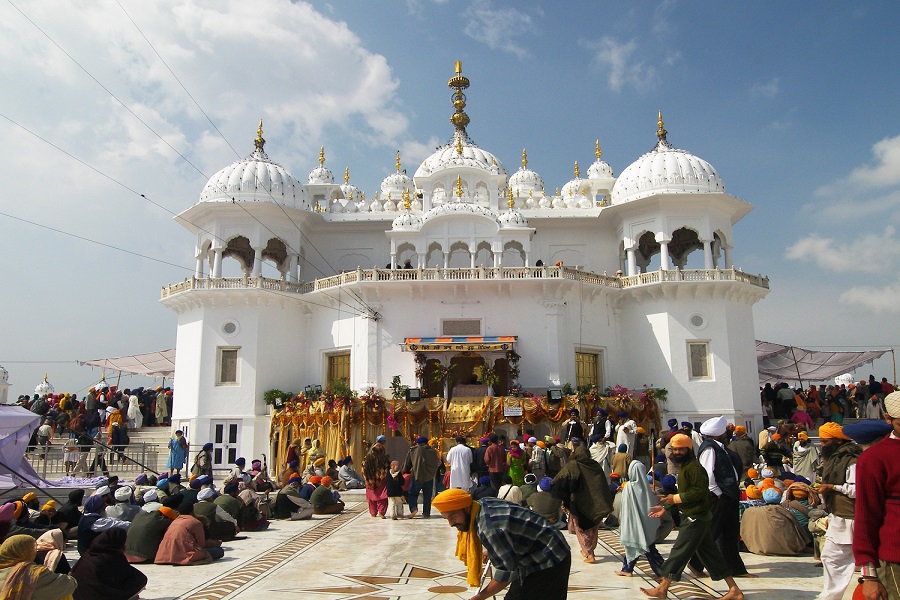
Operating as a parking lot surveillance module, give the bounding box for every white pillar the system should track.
[660,241,671,270]
[212,248,223,277]
[724,246,733,269]
[288,253,299,282]
[626,247,637,276]
[703,240,714,269]
[443,252,449,269]
[251,247,263,277]
[390,253,397,269]
[470,249,475,269]
[195,255,203,278]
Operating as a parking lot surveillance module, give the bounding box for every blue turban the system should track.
[590,434,602,444]
[595,408,607,417]
[289,460,299,468]
[791,475,811,486]
[667,418,678,430]
[842,420,893,445]
[681,421,692,429]
[224,481,240,494]
[189,478,203,490]
[415,436,428,445]
[617,444,628,453]
[661,475,677,491]
[538,477,553,492]
[762,488,782,504]
[479,475,491,486]
[84,495,106,514]
[168,474,181,484]
[617,411,629,419]
[202,443,214,451]
[156,478,169,490]
[134,473,148,485]
[197,475,213,486]
[235,457,246,466]
[376,435,387,444]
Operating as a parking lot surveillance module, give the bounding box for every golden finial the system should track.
[657,110,667,141]
[456,134,463,155]
[403,188,412,210]
[344,167,350,184]
[254,120,265,151]
[387,192,392,201]
[361,191,366,201]
[595,139,602,159]
[395,150,401,172]
[448,60,471,133]
[507,187,515,209]
[318,146,325,166]
[43,373,48,382]
[555,187,559,196]
[375,191,380,200]
[574,161,580,178]
[522,148,528,168]
[529,189,533,198]
[455,176,463,198]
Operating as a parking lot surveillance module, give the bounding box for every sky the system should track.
[1,0,898,397]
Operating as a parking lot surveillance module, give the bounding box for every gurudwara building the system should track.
[160,62,769,467]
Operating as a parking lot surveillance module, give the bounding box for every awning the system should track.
[78,349,176,379]
[403,336,517,352]
[756,340,890,385]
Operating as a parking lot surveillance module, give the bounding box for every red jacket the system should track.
[853,435,900,566]
[483,444,506,473]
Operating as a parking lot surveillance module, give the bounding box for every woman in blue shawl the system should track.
[615,460,669,576]
[166,430,189,475]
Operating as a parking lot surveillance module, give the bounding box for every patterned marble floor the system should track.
[120,495,849,600]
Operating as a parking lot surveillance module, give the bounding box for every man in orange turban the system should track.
[432,489,571,599]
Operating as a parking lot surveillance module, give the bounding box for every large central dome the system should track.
[415,133,508,178]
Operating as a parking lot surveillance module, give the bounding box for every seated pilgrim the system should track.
[526,477,564,526]
[77,493,130,556]
[739,487,809,556]
[310,476,345,514]
[154,495,224,565]
[105,486,140,522]
[496,474,523,505]
[71,528,147,600]
[124,497,177,563]
[213,481,243,522]
[235,487,270,531]
[191,487,239,541]
[339,457,365,489]
[0,534,77,599]
[273,476,315,520]
[471,475,497,501]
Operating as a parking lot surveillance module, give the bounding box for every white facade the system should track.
[160,64,769,465]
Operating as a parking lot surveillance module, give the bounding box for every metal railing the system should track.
[24,442,162,479]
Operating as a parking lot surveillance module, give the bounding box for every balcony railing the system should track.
[162,266,768,299]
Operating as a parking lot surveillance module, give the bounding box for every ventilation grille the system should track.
[442,319,481,336]
[690,315,705,328]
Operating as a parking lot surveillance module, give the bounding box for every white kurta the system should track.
[127,394,143,429]
[447,443,473,491]
[616,420,637,457]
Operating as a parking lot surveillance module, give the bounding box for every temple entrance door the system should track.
[211,420,240,469]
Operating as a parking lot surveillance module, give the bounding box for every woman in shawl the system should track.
[506,440,526,486]
[126,392,142,431]
[34,530,70,575]
[307,439,325,466]
[551,439,613,564]
[166,430,189,475]
[615,460,667,577]
[0,534,77,600]
[72,528,147,600]
[362,438,391,518]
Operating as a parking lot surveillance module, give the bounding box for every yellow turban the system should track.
[669,433,692,448]
[746,485,761,500]
[22,493,36,504]
[818,422,851,440]
[314,457,326,467]
[41,500,56,512]
[432,489,474,513]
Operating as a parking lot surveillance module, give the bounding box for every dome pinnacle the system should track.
[254,120,265,152]
[448,61,471,134]
[395,150,402,172]
[318,146,325,166]
[595,140,602,159]
[522,148,528,169]
[574,160,580,178]
[344,167,350,184]
[657,110,668,142]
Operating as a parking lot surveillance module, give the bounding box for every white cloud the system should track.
[839,283,900,313]
[584,37,659,92]
[463,1,538,59]
[785,226,900,274]
[752,77,780,99]
[846,134,900,188]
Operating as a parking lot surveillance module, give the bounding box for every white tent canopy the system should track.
[0,405,44,489]
[78,349,175,379]
[757,340,890,385]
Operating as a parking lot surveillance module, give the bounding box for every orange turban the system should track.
[798,431,809,440]
[432,489,474,513]
[747,468,759,479]
[309,476,322,484]
[771,433,781,441]
[818,422,851,440]
[314,457,326,466]
[12,501,25,519]
[761,477,775,490]
[669,433,692,449]
[536,441,546,449]
[320,476,332,487]
[734,426,746,435]
[746,485,762,500]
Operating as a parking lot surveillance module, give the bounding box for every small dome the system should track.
[308,165,334,184]
[35,375,54,396]
[560,177,589,201]
[381,171,413,198]
[498,208,528,228]
[415,133,508,179]
[588,158,614,179]
[423,201,498,222]
[200,123,305,207]
[392,210,423,230]
[507,149,543,196]
[611,120,724,204]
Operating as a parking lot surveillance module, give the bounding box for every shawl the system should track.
[362,444,390,489]
[454,501,483,587]
[71,529,147,600]
[619,461,660,562]
[551,445,613,530]
[0,535,41,600]
[35,529,65,572]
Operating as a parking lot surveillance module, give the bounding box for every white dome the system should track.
[588,158,614,179]
[35,376,54,396]
[498,208,528,228]
[611,138,725,204]
[560,177,588,200]
[200,148,305,207]
[392,210,423,230]
[423,202,498,222]
[415,135,508,179]
[381,171,413,199]
[508,167,544,196]
[340,182,361,201]
[308,164,334,184]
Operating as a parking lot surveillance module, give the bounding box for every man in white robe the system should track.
[615,411,637,458]
[446,437,473,491]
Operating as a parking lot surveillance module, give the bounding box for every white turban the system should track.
[884,391,900,418]
[142,489,158,502]
[94,486,111,497]
[700,415,727,437]
[114,486,132,502]
[197,488,216,501]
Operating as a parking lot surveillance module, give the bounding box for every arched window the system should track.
[668,227,703,269]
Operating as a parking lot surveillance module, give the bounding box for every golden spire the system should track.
[456,134,463,155]
[448,60,471,133]
[375,191,380,200]
[254,120,265,152]
[318,146,325,166]
[574,160,580,178]
[455,175,463,198]
[43,373,48,382]
[657,110,667,141]
[403,188,412,210]
[361,191,366,201]
[395,150,401,172]
[344,167,350,184]
[522,148,528,168]
[507,187,515,208]
[595,139,602,159]
[555,187,559,196]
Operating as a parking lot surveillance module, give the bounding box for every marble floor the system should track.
[80,492,851,599]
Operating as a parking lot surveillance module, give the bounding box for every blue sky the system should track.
[1,0,898,396]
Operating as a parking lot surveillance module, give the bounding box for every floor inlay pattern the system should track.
[180,503,368,600]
